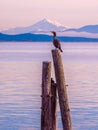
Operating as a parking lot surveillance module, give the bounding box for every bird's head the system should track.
[51,31,56,37]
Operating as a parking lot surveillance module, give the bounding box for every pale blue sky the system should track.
[0,0,98,31]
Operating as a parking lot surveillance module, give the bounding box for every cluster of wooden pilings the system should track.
[41,49,72,130]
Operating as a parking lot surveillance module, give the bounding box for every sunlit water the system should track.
[0,42,98,130]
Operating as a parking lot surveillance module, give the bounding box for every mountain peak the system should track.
[41,18,51,23]
[38,18,65,27]
[30,18,66,32]
[2,18,67,34]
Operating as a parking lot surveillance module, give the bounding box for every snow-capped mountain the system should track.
[2,19,66,34]
[2,18,98,38]
[30,19,67,32]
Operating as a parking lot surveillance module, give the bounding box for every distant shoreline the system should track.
[0,33,98,42]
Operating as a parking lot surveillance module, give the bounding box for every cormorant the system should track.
[51,31,63,52]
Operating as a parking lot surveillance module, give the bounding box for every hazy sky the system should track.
[0,0,98,31]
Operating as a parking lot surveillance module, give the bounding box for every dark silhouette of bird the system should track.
[51,31,63,52]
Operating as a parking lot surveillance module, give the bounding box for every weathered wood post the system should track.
[52,49,72,130]
[41,62,52,130]
[51,78,57,130]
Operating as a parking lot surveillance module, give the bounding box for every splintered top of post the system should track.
[43,61,51,64]
[42,61,51,74]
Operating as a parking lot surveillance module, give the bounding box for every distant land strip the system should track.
[0,33,98,42]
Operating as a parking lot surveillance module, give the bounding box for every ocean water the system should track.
[0,42,98,130]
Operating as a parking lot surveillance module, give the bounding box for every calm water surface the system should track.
[0,42,98,130]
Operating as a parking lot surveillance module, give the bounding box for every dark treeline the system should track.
[0,33,98,42]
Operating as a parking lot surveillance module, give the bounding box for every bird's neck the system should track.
[53,35,56,39]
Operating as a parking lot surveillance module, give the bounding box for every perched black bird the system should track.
[51,31,63,52]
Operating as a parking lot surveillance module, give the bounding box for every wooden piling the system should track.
[52,49,72,130]
[51,78,57,130]
[41,62,52,130]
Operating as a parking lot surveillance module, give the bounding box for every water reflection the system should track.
[0,62,41,130]
[0,42,98,129]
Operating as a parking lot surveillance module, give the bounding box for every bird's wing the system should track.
[53,38,63,52]
[53,39,60,48]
